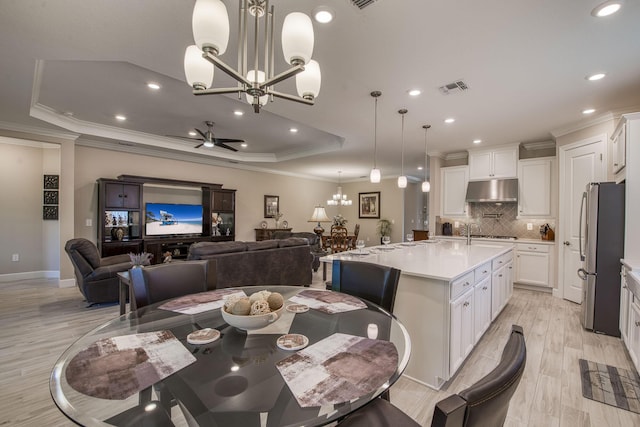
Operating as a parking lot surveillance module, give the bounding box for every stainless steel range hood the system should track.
[465,179,518,202]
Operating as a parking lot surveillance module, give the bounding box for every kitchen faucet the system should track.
[463,222,481,245]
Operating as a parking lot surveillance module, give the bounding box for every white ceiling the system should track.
[1,0,639,181]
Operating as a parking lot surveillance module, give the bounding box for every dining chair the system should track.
[130,260,214,309]
[337,324,527,427]
[349,223,361,249]
[330,225,350,253]
[330,260,401,313]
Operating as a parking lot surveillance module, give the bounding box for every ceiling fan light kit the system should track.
[168,121,244,151]
[185,0,321,113]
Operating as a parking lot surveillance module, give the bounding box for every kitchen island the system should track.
[321,239,514,389]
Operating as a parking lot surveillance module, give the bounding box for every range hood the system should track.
[465,179,518,203]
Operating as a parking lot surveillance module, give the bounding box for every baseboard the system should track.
[0,270,59,283]
[58,278,76,288]
[513,283,554,294]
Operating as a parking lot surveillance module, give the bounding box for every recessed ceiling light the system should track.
[586,73,606,81]
[591,1,622,17]
[473,139,482,144]
[444,118,455,124]
[241,143,248,148]
[146,82,161,90]
[289,128,298,133]
[115,114,127,121]
[188,131,197,136]
[408,89,421,96]
[313,6,334,23]
[233,110,244,116]
[583,108,596,115]
[417,166,423,171]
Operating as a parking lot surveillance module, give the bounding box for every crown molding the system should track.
[0,120,80,142]
[521,140,555,150]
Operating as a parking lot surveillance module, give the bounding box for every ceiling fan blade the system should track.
[213,138,244,143]
[166,135,204,142]
[195,128,208,139]
[194,143,205,149]
[216,143,238,152]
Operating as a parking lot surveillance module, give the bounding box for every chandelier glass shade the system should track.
[422,124,431,193]
[185,0,321,113]
[370,91,382,183]
[397,109,408,189]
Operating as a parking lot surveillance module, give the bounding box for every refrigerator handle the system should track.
[579,191,587,262]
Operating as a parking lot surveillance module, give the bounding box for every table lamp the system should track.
[308,205,331,238]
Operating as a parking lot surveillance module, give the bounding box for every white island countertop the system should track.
[320,240,514,282]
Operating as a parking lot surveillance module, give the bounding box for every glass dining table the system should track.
[50,286,411,426]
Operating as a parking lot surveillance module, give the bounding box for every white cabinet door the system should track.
[628,300,640,372]
[515,251,550,286]
[492,268,505,321]
[620,266,630,345]
[505,260,514,301]
[518,158,552,217]
[492,147,518,179]
[474,276,492,343]
[612,122,626,175]
[469,146,517,180]
[450,288,474,375]
[441,166,469,217]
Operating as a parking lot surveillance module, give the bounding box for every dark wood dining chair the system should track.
[330,225,350,253]
[130,260,214,309]
[330,259,401,313]
[337,325,527,427]
[348,223,361,249]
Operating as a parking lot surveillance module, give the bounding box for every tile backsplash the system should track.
[438,202,555,240]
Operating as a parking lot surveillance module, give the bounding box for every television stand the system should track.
[144,236,211,263]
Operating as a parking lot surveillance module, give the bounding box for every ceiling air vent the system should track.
[350,0,378,10]
[438,80,469,95]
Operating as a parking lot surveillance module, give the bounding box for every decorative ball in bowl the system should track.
[221,306,283,330]
[221,291,285,331]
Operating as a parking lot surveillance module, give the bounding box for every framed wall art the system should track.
[359,192,380,219]
[44,174,59,189]
[264,195,279,218]
[43,205,59,220]
[43,190,59,205]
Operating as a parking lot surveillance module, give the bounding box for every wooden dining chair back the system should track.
[330,226,350,253]
[331,260,401,313]
[349,224,361,249]
[337,325,526,427]
[130,260,213,309]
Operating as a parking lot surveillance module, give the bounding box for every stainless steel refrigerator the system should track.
[578,182,625,337]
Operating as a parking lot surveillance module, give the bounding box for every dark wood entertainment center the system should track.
[97,175,236,264]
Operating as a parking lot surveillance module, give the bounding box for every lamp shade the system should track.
[192,0,229,55]
[296,60,321,99]
[422,181,431,192]
[281,12,314,65]
[308,206,330,222]
[398,175,407,188]
[370,168,381,183]
[184,45,214,89]
[245,70,269,107]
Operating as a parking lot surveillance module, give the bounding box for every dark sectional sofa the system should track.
[187,238,313,288]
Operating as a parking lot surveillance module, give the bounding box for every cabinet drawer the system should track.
[451,271,475,300]
[492,252,513,270]
[516,243,550,253]
[474,262,491,284]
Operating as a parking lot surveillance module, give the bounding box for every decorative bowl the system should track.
[221,306,283,330]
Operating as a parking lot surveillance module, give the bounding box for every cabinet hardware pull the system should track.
[482,286,487,290]
[614,163,618,166]
[499,274,503,277]
[463,302,469,307]
[464,282,469,287]
[636,321,640,327]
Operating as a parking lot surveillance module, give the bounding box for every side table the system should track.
[116,271,136,315]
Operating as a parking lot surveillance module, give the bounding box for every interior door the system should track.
[559,136,605,303]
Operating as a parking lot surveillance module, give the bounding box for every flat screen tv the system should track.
[145,203,203,237]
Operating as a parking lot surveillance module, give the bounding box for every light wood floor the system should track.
[1,272,638,426]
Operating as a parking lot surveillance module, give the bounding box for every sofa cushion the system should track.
[189,241,247,259]
[278,237,309,248]
[246,240,280,251]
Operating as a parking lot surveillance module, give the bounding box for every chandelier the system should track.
[184,0,322,113]
[327,171,352,206]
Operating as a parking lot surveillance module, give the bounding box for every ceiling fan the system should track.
[169,121,244,152]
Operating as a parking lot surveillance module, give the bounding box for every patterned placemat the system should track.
[288,289,366,314]
[276,333,398,408]
[159,289,246,314]
[579,358,640,414]
[66,331,196,400]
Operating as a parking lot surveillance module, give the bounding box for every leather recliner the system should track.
[64,238,132,304]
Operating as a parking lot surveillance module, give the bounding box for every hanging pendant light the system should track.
[370,91,382,183]
[422,124,431,192]
[397,109,408,188]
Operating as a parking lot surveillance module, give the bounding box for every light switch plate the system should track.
[527,223,533,230]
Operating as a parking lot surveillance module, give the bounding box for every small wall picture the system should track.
[359,192,380,219]
[264,195,279,218]
[43,205,58,220]
[44,174,59,189]
[43,190,58,205]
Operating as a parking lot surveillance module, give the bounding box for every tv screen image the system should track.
[145,203,203,236]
